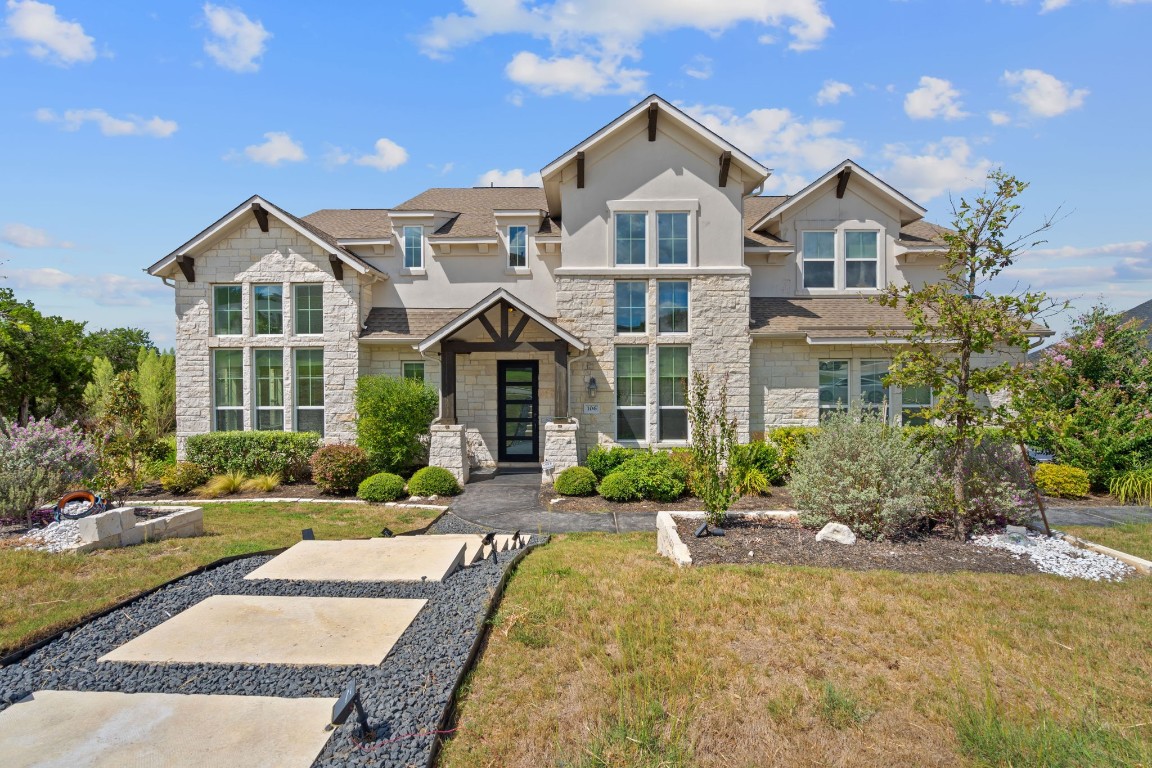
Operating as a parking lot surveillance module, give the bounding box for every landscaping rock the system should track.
[815,522,856,545]
[973,531,1132,581]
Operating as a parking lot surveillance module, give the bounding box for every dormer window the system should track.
[845,231,879,288]
[508,225,527,268]
[615,213,647,265]
[802,232,835,288]
[801,229,881,290]
[403,226,423,269]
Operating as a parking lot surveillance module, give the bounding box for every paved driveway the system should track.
[1042,506,1152,527]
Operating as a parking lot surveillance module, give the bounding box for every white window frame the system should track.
[212,284,243,336]
[402,361,425,382]
[899,384,934,426]
[253,348,285,431]
[614,280,647,335]
[507,225,528,269]
[294,349,325,436]
[607,200,699,267]
[614,212,648,266]
[657,345,689,443]
[656,211,689,266]
[818,359,850,421]
[801,231,837,290]
[859,358,890,420]
[403,226,424,270]
[253,283,284,336]
[797,224,885,294]
[212,348,245,432]
[845,230,880,290]
[292,283,324,336]
[615,346,647,443]
[657,280,689,335]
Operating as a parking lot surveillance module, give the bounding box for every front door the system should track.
[497,361,539,462]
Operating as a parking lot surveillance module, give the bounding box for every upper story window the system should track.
[615,213,647,265]
[403,226,423,270]
[801,230,880,290]
[657,281,689,334]
[213,285,242,336]
[253,284,283,335]
[507,226,527,269]
[657,212,688,265]
[615,281,646,334]
[293,284,323,335]
[802,232,836,289]
[845,231,879,288]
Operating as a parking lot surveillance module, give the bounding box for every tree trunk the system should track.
[952,415,970,540]
[18,396,29,427]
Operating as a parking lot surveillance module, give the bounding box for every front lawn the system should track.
[0,502,438,655]
[1061,522,1152,561]
[440,534,1152,768]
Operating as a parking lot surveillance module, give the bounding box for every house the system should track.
[146,94,1050,482]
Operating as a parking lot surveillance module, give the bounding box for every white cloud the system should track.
[202,3,270,73]
[477,168,543,187]
[1003,68,1088,117]
[354,138,408,173]
[35,107,178,137]
[4,0,95,65]
[815,80,853,106]
[1,223,71,248]
[1041,0,1073,10]
[505,51,646,97]
[1030,241,1150,260]
[903,76,968,120]
[880,137,994,202]
[6,268,168,307]
[321,144,351,169]
[988,110,1011,126]
[683,54,713,80]
[240,132,305,166]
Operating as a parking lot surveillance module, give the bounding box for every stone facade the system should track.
[543,419,579,477]
[429,424,469,485]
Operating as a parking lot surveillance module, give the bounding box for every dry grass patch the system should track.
[0,502,437,655]
[440,533,1152,768]
[1061,522,1152,562]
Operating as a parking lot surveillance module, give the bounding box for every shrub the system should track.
[1109,467,1152,506]
[0,418,98,526]
[1034,464,1090,499]
[408,466,461,497]
[791,406,932,541]
[142,436,177,482]
[729,441,783,496]
[598,471,642,502]
[355,375,439,473]
[240,473,281,493]
[310,445,372,495]
[160,461,209,495]
[554,466,597,496]
[585,445,642,481]
[614,451,687,502]
[186,431,320,481]
[358,472,407,502]
[767,426,820,478]
[197,471,247,498]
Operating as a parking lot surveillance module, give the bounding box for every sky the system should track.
[1,0,1150,347]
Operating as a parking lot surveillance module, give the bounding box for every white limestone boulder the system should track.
[815,522,857,545]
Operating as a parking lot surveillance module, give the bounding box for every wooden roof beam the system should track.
[328,254,343,281]
[576,151,585,189]
[836,167,852,199]
[252,202,270,232]
[647,102,658,141]
[175,255,195,283]
[718,150,732,188]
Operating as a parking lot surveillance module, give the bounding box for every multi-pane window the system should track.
[293,284,323,335]
[615,213,647,265]
[508,225,527,269]
[657,212,688,265]
[253,284,283,335]
[615,281,646,334]
[860,359,890,417]
[818,359,849,421]
[213,285,242,335]
[845,231,879,288]
[902,384,933,426]
[402,361,425,383]
[403,226,423,269]
[616,347,647,441]
[658,347,689,441]
[253,349,284,431]
[295,349,324,435]
[213,349,244,431]
[658,281,689,334]
[802,231,836,289]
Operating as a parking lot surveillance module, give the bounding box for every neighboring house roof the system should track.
[361,307,468,340]
[1121,298,1152,345]
[750,297,915,339]
[417,288,586,353]
[301,209,392,240]
[897,220,950,248]
[393,187,554,240]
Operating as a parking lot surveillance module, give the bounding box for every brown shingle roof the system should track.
[743,196,790,247]
[361,307,467,339]
[394,187,553,240]
[301,209,392,240]
[897,220,950,247]
[750,297,914,335]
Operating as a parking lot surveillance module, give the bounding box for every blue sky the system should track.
[1,0,1149,345]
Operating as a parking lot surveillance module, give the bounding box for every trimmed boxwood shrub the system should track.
[614,451,687,502]
[766,426,820,478]
[185,431,320,481]
[554,466,597,496]
[160,461,208,495]
[408,466,461,497]
[598,471,642,502]
[358,472,407,503]
[585,445,642,481]
[310,445,372,495]
[1034,463,1090,499]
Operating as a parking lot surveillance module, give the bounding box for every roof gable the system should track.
[417,288,585,353]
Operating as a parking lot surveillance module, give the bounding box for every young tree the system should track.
[876,169,1064,538]
[136,348,176,440]
[686,371,739,527]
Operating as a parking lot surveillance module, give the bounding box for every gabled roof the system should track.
[302,209,392,240]
[361,307,468,340]
[540,94,771,215]
[147,195,385,278]
[393,187,554,240]
[417,288,586,353]
[749,160,927,232]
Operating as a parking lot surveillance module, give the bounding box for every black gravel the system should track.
[425,512,492,536]
[0,533,539,767]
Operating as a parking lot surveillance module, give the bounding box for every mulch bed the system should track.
[129,481,334,502]
[546,487,798,514]
[675,517,1041,575]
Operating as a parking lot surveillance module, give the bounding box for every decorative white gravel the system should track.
[973,531,1133,581]
[17,520,84,553]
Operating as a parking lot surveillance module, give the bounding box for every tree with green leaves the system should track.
[136,347,176,440]
[686,371,739,527]
[876,169,1064,538]
[85,327,155,373]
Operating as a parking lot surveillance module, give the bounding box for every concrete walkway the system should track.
[1042,506,1152,527]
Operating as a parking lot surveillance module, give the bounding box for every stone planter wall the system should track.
[77,507,204,552]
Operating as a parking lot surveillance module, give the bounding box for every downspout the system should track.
[568,345,593,421]
[420,347,443,422]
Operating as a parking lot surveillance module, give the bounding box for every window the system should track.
[615,212,647,265]
[657,281,689,334]
[295,349,324,435]
[213,285,242,335]
[253,349,284,431]
[293,284,323,335]
[615,281,646,334]
[860,359,890,418]
[657,212,688,265]
[507,225,527,269]
[902,384,933,426]
[616,347,647,441]
[845,231,879,288]
[659,347,689,441]
[402,361,425,383]
[403,226,423,269]
[818,359,849,421]
[253,284,283,335]
[802,231,836,289]
[213,349,244,431]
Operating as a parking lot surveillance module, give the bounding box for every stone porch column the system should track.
[429,423,469,486]
[543,418,579,481]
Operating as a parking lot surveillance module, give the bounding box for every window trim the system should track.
[656,211,689,266]
[657,280,689,335]
[614,211,648,266]
[212,348,245,432]
[253,283,284,336]
[658,345,689,443]
[801,231,837,290]
[844,230,880,290]
[615,346,648,443]
[797,224,885,294]
[212,284,243,337]
[292,283,324,336]
[402,226,424,270]
[614,280,648,335]
[294,348,325,436]
[507,225,528,269]
[253,348,285,431]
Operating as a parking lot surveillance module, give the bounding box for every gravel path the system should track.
[972,531,1132,581]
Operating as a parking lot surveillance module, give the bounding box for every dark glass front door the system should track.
[497,361,538,461]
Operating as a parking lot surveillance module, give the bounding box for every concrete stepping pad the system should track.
[430,533,527,564]
[244,538,467,582]
[100,595,426,666]
[0,690,336,768]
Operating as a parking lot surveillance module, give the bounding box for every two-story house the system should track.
[147,94,1050,482]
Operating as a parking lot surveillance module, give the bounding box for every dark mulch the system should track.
[675,517,1040,575]
[546,487,797,514]
[130,481,335,501]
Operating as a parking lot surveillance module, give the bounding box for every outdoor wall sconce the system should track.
[586,376,598,395]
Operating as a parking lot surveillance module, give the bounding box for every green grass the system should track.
[0,502,437,655]
[1061,522,1152,561]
